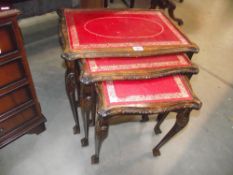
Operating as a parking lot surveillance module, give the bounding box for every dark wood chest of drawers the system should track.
[0,9,46,148]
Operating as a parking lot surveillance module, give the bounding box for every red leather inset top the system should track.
[64,10,190,50]
[101,75,193,106]
[86,54,191,73]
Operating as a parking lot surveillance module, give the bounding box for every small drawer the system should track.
[0,106,37,137]
[0,23,18,57]
[0,58,25,88]
[0,86,32,115]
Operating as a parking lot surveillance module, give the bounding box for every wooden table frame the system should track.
[90,76,201,164]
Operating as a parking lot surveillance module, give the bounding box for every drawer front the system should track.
[0,106,37,137]
[0,23,18,57]
[0,86,32,115]
[0,58,25,88]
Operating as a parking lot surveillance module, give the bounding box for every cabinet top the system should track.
[0,9,20,19]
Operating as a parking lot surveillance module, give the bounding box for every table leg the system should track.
[153,109,191,156]
[80,84,95,146]
[91,117,109,164]
[150,0,183,26]
[167,0,183,25]
[154,112,169,134]
[81,98,91,146]
[65,60,80,134]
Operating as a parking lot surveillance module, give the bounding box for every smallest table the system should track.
[91,75,202,164]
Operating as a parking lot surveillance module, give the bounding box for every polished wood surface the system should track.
[0,106,36,136]
[0,85,31,114]
[0,9,46,148]
[0,24,17,55]
[0,58,25,87]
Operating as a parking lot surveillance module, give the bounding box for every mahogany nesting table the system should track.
[58,8,201,164]
[58,8,199,132]
[91,75,201,163]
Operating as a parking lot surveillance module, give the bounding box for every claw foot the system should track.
[153,148,161,157]
[73,125,80,134]
[81,138,89,147]
[91,155,99,164]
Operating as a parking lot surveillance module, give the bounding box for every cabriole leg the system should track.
[167,0,183,25]
[91,117,109,164]
[80,84,94,146]
[81,95,92,147]
[153,109,191,156]
[65,60,80,134]
[154,112,169,134]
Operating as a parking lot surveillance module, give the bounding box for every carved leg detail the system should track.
[65,69,80,134]
[140,114,149,122]
[91,118,109,164]
[153,109,191,157]
[154,112,169,134]
[167,0,183,25]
